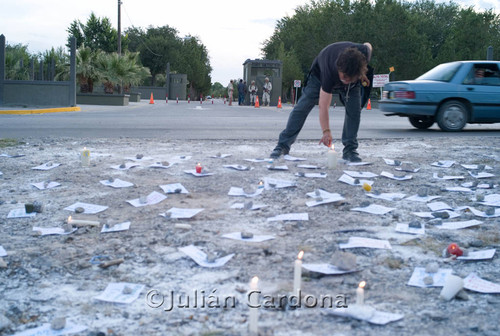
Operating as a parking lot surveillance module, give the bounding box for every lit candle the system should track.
[356,281,366,305]
[293,251,304,296]
[257,181,264,189]
[67,216,100,227]
[249,276,259,334]
[196,162,202,174]
[327,145,337,169]
[81,147,90,166]
[446,243,463,257]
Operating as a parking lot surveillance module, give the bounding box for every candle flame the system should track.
[251,276,259,285]
[67,216,72,223]
[298,250,304,260]
[258,180,264,185]
[359,281,366,289]
[330,144,335,151]
[197,162,201,166]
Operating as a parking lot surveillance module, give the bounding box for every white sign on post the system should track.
[373,74,390,88]
[294,80,302,88]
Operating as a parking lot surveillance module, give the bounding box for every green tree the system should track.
[75,45,101,93]
[67,12,127,53]
[177,36,212,97]
[5,43,31,80]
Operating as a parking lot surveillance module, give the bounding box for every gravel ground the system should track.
[0,136,499,336]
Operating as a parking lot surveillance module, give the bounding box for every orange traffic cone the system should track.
[149,93,154,104]
[277,96,282,108]
[254,95,260,108]
[367,99,372,110]
[165,94,168,104]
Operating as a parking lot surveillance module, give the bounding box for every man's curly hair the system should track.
[336,47,368,79]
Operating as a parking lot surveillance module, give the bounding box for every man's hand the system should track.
[319,130,332,147]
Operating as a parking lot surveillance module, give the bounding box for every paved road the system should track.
[1,99,499,140]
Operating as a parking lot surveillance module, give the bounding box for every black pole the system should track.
[117,0,122,55]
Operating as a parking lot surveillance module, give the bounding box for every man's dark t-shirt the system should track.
[310,41,371,93]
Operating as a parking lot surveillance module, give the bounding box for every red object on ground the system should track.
[447,243,463,257]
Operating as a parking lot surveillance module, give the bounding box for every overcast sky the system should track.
[0,0,497,84]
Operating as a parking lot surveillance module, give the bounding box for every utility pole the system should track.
[117,0,122,55]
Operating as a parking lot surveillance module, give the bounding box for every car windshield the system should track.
[416,62,462,82]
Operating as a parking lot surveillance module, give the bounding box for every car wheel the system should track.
[408,116,435,129]
[436,100,468,131]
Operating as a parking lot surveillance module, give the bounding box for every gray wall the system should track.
[135,73,187,101]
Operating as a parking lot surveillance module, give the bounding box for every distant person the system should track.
[227,80,234,106]
[270,41,373,162]
[262,77,272,106]
[248,80,258,106]
[238,79,246,105]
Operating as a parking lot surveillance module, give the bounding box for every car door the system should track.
[461,63,500,121]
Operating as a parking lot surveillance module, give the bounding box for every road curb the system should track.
[0,107,81,115]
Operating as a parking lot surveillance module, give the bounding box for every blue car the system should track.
[380,61,500,131]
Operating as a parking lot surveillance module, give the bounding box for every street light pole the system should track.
[117,0,122,55]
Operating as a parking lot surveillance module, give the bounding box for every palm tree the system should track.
[75,45,101,93]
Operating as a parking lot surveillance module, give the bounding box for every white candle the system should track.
[356,281,366,305]
[249,276,259,334]
[67,216,100,227]
[81,147,90,166]
[440,275,464,301]
[327,144,337,169]
[293,251,304,296]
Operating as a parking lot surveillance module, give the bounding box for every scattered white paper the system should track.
[461,164,492,170]
[100,178,134,188]
[395,223,426,235]
[297,164,323,169]
[33,226,77,236]
[383,158,403,166]
[407,267,453,288]
[228,187,264,198]
[468,171,495,179]
[94,282,145,304]
[339,237,392,249]
[244,158,269,163]
[101,221,131,233]
[7,208,37,218]
[125,156,154,162]
[412,210,461,219]
[110,162,140,170]
[0,246,7,257]
[302,263,358,275]
[433,173,464,180]
[210,153,232,158]
[31,162,61,170]
[159,183,189,194]
[267,213,309,222]
[395,166,420,173]
[463,273,500,293]
[431,160,455,168]
[230,202,267,210]
[345,161,372,166]
[283,154,307,161]
[0,153,25,158]
[478,194,500,207]
[326,306,404,325]
[366,192,406,202]
[351,204,395,215]
[296,172,327,178]
[161,207,204,219]
[306,189,340,199]
[457,249,496,261]
[461,181,495,189]
[263,177,296,189]
[306,194,345,207]
[223,164,253,171]
[267,165,289,171]
[148,162,175,169]
[338,174,374,186]
[184,169,214,177]
[64,202,108,214]
[10,322,87,336]
[438,219,483,230]
[465,206,500,218]
[344,170,378,178]
[405,194,441,202]
[31,181,61,190]
[380,171,412,181]
[179,245,234,268]
[222,232,275,242]
[427,201,452,212]
[170,155,192,162]
[445,186,473,193]
[128,191,167,207]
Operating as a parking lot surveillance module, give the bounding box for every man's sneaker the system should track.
[270,147,289,159]
[343,152,362,162]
